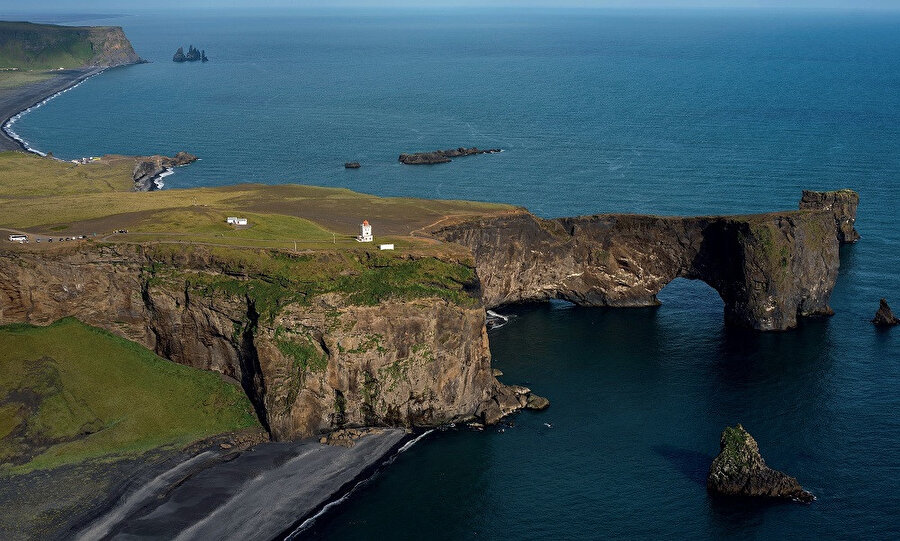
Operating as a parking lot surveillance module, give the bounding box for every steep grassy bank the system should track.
[0,318,260,474]
[0,21,141,70]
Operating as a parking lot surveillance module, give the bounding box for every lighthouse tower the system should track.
[357,220,373,242]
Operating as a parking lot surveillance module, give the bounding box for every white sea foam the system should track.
[2,69,104,157]
[286,430,434,539]
[486,309,510,329]
[154,168,175,189]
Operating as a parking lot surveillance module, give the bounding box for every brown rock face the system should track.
[872,298,900,327]
[432,191,857,331]
[132,152,198,191]
[799,189,860,244]
[87,26,144,67]
[0,244,514,440]
[707,424,814,503]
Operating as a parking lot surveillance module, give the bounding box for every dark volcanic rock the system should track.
[399,147,501,165]
[132,152,198,191]
[431,190,859,331]
[707,424,814,503]
[799,189,860,244]
[173,45,208,63]
[344,162,361,169]
[525,394,550,411]
[872,298,900,327]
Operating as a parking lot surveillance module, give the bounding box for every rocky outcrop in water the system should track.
[799,189,860,243]
[431,190,858,331]
[399,147,501,165]
[345,162,361,169]
[132,151,198,191]
[872,298,900,327]
[707,424,814,503]
[0,244,531,440]
[173,45,208,63]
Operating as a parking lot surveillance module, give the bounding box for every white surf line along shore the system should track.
[1,67,104,157]
[285,429,435,539]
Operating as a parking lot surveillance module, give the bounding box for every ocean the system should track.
[10,8,900,539]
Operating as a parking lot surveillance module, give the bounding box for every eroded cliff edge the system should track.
[431,190,859,331]
[0,245,527,440]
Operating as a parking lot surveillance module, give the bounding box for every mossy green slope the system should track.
[0,318,259,473]
[0,22,95,70]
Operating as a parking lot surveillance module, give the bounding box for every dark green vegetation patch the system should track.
[0,22,95,69]
[0,318,259,473]
[143,245,481,321]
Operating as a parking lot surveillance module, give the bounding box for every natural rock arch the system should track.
[432,190,858,331]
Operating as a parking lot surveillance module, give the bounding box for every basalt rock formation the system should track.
[132,151,198,191]
[707,424,815,503]
[0,244,529,440]
[399,147,501,165]
[431,190,858,331]
[799,189,860,243]
[872,298,900,327]
[173,45,208,63]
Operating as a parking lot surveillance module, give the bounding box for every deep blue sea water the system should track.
[9,8,900,539]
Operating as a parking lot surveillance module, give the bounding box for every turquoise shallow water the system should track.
[12,8,900,539]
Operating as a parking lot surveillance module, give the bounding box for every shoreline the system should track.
[0,67,105,154]
[281,429,434,539]
[67,429,412,541]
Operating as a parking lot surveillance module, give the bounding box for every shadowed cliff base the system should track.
[431,190,859,331]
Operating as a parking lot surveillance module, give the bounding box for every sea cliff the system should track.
[430,190,858,331]
[0,243,523,440]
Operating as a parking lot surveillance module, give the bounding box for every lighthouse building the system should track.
[357,220,373,242]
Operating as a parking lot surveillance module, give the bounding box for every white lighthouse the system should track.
[357,220,373,242]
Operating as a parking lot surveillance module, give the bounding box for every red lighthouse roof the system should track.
[362,220,369,226]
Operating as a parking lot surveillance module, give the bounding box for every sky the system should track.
[4,0,900,11]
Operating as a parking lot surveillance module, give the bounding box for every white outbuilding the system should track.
[226,217,249,226]
[379,244,394,250]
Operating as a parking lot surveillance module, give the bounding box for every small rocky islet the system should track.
[173,45,208,62]
[872,298,900,327]
[399,146,501,165]
[707,424,815,503]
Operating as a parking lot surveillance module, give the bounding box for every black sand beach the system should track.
[72,429,408,541]
[0,68,101,152]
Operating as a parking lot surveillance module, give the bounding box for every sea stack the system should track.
[707,424,814,503]
[872,299,900,327]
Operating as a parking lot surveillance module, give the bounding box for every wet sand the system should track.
[73,429,408,541]
[0,68,101,152]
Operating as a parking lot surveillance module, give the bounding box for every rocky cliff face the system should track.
[86,27,143,67]
[799,189,860,244]
[0,244,517,440]
[432,191,857,331]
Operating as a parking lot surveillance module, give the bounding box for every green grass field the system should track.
[0,152,516,252]
[0,22,95,70]
[0,318,260,473]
